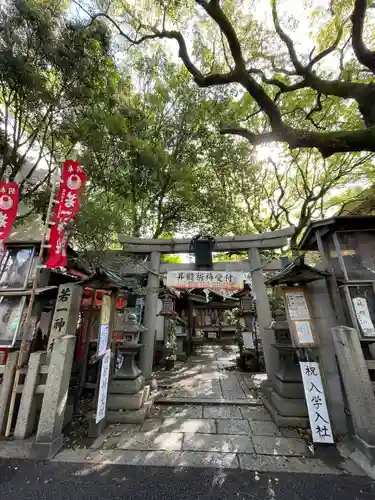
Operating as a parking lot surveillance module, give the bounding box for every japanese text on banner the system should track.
[46,160,86,269]
[0,182,19,251]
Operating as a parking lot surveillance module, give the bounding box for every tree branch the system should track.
[352,0,375,73]
[220,124,375,157]
[87,11,237,87]
[80,0,375,156]
[271,0,304,74]
[307,20,345,70]
[197,0,284,129]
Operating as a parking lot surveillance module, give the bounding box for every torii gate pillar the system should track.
[248,248,280,383]
[140,251,160,379]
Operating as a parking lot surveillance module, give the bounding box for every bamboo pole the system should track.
[5,171,60,437]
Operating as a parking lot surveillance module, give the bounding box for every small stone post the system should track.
[14,351,46,440]
[35,335,76,458]
[248,247,279,383]
[140,251,160,378]
[332,326,375,462]
[0,351,18,435]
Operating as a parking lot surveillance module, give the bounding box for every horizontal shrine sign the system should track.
[167,270,244,290]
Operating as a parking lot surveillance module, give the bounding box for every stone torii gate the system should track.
[118,227,295,382]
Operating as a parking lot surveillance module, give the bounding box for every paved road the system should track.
[0,459,374,500]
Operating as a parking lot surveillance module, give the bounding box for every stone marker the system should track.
[47,284,82,361]
[332,325,375,463]
[35,335,76,458]
[14,351,46,440]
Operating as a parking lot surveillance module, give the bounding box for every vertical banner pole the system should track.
[19,172,60,366]
[5,171,60,437]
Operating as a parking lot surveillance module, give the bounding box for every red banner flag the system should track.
[0,182,19,251]
[46,160,86,269]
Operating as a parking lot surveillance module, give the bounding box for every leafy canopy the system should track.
[83,0,375,157]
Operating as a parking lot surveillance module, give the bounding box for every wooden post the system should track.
[74,292,95,414]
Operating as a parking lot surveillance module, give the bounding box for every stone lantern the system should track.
[113,312,147,380]
[108,312,153,422]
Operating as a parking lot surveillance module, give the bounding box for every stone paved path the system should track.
[54,345,363,475]
[155,344,266,401]
[55,403,361,474]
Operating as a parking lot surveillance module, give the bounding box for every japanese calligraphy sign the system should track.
[0,182,19,249]
[167,270,244,290]
[97,294,111,358]
[352,297,375,338]
[47,284,82,356]
[46,160,86,269]
[283,287,318,347]
[284,289,310,320]
[300,362,334,444]
[96,348,111,424]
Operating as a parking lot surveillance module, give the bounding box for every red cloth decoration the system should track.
[46,160,86,269]
[0,182,19,252]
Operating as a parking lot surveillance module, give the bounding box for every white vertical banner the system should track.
[300,361,334,444]
[97,294,111,358]
[96,348,111,424]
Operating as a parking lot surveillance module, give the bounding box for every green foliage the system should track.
[4,0,375,255]
[0,0,116,201]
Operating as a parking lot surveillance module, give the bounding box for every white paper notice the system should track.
[295,321,314,344]
[352,297,375,337]
[96,349,111,424]
[97,323,109,357]
[300,362,334,444]
[285,291,310,320]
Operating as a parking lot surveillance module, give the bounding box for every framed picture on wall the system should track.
[0,295,27,347]
[0,247,36,290]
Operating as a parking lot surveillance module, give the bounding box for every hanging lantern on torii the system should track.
[189,234,215,270]
[159,290,176,316]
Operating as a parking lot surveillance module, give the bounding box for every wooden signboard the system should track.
[283,287,318,347]
[352,297,375,338]
[167,270,244,290]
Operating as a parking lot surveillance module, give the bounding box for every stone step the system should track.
[154,397,263,406]
[108,385,151,411]
[106,400,153,424]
